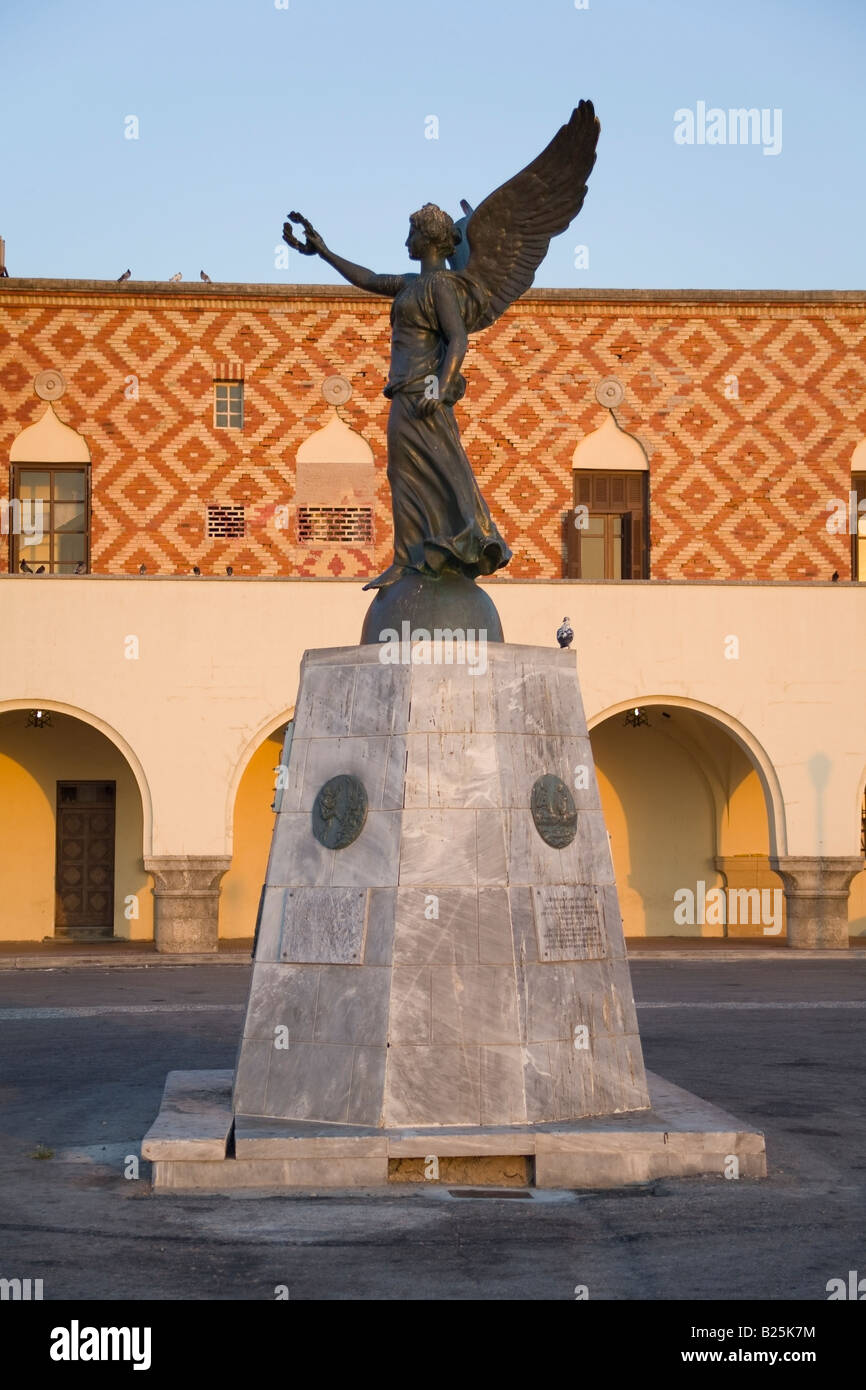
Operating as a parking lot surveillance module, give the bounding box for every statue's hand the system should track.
[415,394,442,419]
[283,211,325,257]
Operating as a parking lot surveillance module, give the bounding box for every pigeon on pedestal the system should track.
[556,616,574,649]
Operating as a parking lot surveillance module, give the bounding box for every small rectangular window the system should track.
[214,381,243,430]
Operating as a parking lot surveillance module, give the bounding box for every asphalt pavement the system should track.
[0,960,864,1300]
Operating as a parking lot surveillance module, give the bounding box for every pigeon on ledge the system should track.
[117,269,131,282]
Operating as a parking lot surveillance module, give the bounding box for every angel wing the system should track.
[459,101,600,331]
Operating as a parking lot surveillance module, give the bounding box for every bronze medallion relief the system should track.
[530,774,577,849]
[312,774,368,850]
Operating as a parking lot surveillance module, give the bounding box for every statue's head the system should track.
[406,203,462,260]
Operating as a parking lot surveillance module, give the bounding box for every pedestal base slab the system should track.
[144,1069,766,1192]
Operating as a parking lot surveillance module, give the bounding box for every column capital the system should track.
[144,855,232,953]
[768,856,863,949]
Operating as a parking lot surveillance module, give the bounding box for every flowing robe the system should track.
[364,269,512,589]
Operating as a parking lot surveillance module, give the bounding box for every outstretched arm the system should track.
[283,212,405,298]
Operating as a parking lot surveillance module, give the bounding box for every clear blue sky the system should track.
[3,0,864,288]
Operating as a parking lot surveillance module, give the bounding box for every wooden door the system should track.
[54,782,116,939]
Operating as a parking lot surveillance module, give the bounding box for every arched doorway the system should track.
[220,719,292,939]
[589,700,785,940]
[0,707,150,941]
[848,785,866,937]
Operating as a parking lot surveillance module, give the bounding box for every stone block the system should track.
[242,961,319,1041]
[427,733,499,809]
[266,813,333,888]
[293,662,356,737]
[349,661,410,735]
[399,809,478,885]
[384,1045,482,1127]
[252,886,285,963]
[232,1040,273,1116]
[142,1070,233,1160]
[477,887,513,964]
[265,1042,355,1122]
[348,1046,387,1127]
[476,811,508,886]
[363,888,396,965]
[388,966,432,1044]
[479,1046,529,1126]
[298,735,405,812]
[330,811,402,888]
[393,887,478,966]
[312,966,390,1045]
[234,1121,387,1159]
[431,963,520,1046]
[404,663,477,735]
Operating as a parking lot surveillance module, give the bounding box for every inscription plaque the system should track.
[533,885,606,960]
[312,773,368,850]
[280,887,368,963]
[530,774,577,848]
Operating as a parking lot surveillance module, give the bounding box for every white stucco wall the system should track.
[1,577,864,862]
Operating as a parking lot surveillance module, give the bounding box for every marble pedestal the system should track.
[143,1068,767,1191]
[232,642,649,1129]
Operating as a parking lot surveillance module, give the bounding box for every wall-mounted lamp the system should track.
[623,706,649,729]
[26,709,52,729]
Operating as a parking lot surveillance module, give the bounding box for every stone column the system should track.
[769,856,863,949]
[144,856,232,953]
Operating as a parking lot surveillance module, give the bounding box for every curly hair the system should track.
[409,203,462,255]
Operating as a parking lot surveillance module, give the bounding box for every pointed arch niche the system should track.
[294,377,376,556]
[8,382,91,575]
[568,411,649,579]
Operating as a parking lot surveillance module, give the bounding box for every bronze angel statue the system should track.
[283,102,600,635]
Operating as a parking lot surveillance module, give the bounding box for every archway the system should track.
[848,775,866,938]
[588,699,786,940]
[0,706,150,941]
[219,715,292,939]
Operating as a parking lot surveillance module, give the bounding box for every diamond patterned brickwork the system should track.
[1,283,864,579]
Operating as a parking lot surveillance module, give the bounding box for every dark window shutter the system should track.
[568,469,649,579]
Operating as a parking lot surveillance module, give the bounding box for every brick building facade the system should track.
[2,280,864,581]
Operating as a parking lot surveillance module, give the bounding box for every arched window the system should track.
[8,385,91,575]
[569,413,649,579]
